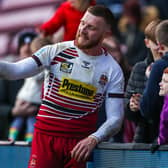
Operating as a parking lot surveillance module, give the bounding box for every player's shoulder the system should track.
[105,53,121,69]
[48,40,74,53]
[53,40,74,48]
[34,41,74,58]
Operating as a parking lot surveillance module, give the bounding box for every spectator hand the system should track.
[26,105,38,115]
[12,99,38,116]
[129,94,141,112]
[71,136,97,162]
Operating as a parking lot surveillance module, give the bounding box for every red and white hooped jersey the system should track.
[32,41,124,139]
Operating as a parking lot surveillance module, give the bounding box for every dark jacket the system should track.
[140,53,168,123]
[124,55,152,122]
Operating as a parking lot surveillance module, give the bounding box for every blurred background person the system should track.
[145,0,168,20]
[140,5,160,32]
[125,19,162,143]
[118,0,147,69]
[8,36,52,142]
[102,36,130,87]
[0,29,37,140]
[38,0,96,42]
[96,0,123,21]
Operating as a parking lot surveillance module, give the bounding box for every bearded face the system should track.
[75,11,108,50]
[75,29,104,49]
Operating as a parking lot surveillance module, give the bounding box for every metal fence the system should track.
[1,141,168,168]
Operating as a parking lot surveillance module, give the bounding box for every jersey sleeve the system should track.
[0,44,58,80]
[91,65,125,142]
[32,44,57,69]
[0,57,43,80]
[107,66,125,96]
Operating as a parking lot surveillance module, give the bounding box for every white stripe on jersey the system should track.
[41,99,88,116]
[39,108,84,118]
[37,114,72,120]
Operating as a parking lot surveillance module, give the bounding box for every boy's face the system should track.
[145,38,158,50]
[159,72,168,96]
[145,38,161,60]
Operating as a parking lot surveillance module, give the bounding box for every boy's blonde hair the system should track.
[155,20,168,47]
[144,19,161,43]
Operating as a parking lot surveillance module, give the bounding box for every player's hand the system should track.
[71,136,98,162]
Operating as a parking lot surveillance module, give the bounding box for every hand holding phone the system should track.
[129,91,141,111]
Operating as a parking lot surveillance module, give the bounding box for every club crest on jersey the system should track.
[81,61,91,69]
[99,74,108,87]
[60,61,73,73]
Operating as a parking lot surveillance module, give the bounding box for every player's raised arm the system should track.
[0,57,43,80]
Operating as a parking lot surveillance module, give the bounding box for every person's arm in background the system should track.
[39,3,65,36]
[12,99,39,116]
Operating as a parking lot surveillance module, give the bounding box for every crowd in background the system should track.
[0,0,168,151]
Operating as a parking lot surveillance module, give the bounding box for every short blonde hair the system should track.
[144,19,161,43]
[155,20,168,47]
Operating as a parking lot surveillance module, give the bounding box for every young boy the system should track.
[124,19,162,143]
[140,19,168,143]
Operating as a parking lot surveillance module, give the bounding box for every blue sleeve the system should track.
[140,61,164,120]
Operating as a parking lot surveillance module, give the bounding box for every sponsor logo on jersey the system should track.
[60,61,73,73]
[81,61,91,69]
[99,74,108,87]
[59,78,97,102]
